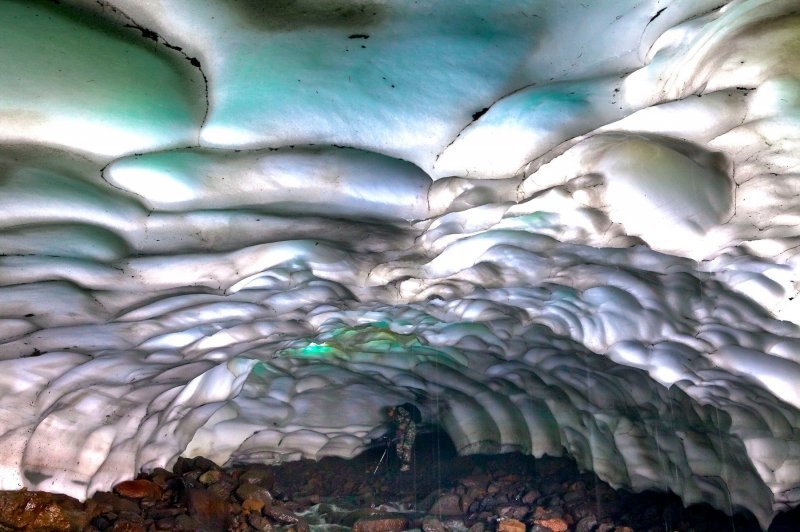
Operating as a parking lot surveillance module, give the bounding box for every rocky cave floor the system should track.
[1,431,799,532]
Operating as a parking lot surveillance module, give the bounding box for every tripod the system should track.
[373,437,392,475]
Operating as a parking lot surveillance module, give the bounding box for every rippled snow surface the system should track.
[1,0,799,526]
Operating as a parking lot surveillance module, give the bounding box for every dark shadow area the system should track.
[769,504,800,531]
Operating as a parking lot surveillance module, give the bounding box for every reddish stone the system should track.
[242,497,265,514]
[90,491,141,514]
[497,518,525,532]
[534,517,569,532]
[186,488,230,530]
[0,490,89,530]
[113,479,162,500]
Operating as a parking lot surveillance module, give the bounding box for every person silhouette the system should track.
[387,403,420,472]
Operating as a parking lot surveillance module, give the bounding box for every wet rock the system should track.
[172,457,195,475]
[91,514,113,530]
[531,505,563,521]
[148,507,184,520]
[90,492,141,516]
[341,508,389,527]
[421,516,446,531]
[575,515,599,532]
[294,492,321,506]
[522,489,540,505]
[428,492,462,516]
[207,477,236,500]
[113,479,162,500]
[460,486,484,513]
[111,519,146,532]
[186,488,230,531]
[533,517,569,532]
[149,468,173,489]
[248,512,274,531]
[497,518,525,532]
[467,522,486,532]
[497,504,529,520]
[174,514,202,530]
[155,516,176,530]
[239,467,276,489]
[236,482,273,505]
[568,500,600,521]
[180,470,202,490]
[0,490,90,530]
[461,473,490,490]
[263,501,310,532]
[441,517,468,530]
[353,515,409,532]
[479,494,505,512]
[192,456,220,472]
[198,469,222,485]
[242,497,265,514]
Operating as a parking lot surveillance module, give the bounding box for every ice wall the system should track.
[1,0,799,527]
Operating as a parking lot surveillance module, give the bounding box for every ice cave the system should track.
[1,0,799,529]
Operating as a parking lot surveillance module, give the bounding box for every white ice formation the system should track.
[1,0,799,527]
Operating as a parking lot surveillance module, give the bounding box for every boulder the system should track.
[186,488,230,531]
[113,479,162,500]
[428,493,462,516]
[236,482,273,505]
[198,469,222,485]
[0,490,89,530]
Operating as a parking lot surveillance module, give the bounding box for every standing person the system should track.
[387,403,420,472]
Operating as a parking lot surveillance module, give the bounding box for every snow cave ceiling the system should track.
[1,0,799,527]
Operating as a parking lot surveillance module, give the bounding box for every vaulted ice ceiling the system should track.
[1,0,799,527]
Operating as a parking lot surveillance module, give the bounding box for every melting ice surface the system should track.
[1,0,799,527]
